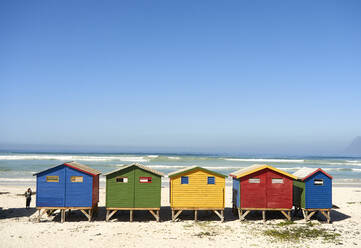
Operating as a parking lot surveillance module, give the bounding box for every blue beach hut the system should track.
[34,161,101,222]
[293,168,332,223]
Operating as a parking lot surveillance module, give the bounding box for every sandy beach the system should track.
[0,184,360,248]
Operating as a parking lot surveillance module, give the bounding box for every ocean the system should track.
[0,152,360,186]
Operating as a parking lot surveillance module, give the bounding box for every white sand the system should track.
[0,185,361,248]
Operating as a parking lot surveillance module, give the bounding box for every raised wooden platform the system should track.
[105,208,160,222]
[295,208,331,223]
[234,207,292,222]
[171,208,224,222]
[37,205,98,223]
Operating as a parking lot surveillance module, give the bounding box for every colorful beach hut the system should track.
[34,161,100,222]
[293,168,332,223]
[230,164,297,221]
[104,163,164,222]
[168,166,226,221]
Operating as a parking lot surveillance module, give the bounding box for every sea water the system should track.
[0,152,360,186]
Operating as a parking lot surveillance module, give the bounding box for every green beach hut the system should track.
[104,163,164,222]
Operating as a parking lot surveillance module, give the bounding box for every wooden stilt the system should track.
[149,210,159,221]
[174,210,183,220]
[194,210,198,222]
[238,209,242,221]
[213,210,224,221]
[280,210,291,221]
[221,210,224,222]
[157,210,160,222]
[130,210,133,222]
[106,210,117,221]
[240,210,250,221]
[262,211,266,222]
[38,209,41,222]
[89,209,92,222]
[171,210,175,221]
[61,209,65,223]
[320,210,331,223]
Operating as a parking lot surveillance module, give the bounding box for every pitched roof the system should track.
[229,164,297,179]
[104,163,164,177]
[168,166,227,178]
[293,168,332,181]
[33,161,101,176]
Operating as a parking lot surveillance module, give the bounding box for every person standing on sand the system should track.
[25,188,32,209]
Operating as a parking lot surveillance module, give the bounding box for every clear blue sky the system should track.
[1,0,360,154]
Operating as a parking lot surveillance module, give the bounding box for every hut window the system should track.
[139,177,152,183]
[272,178,283,184]
[314,179,324,185]
[181,176,189,184]
[207,176,215,184]
[46,176,59,182]
[116,177,128,183]
[249,178,260,183]
[70,176,83,182]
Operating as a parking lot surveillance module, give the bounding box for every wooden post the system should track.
[106,210,109,222]
[89,209,92,222]
[262,210,266,222]
[194,210,198,222]
[171,209,175,221]
[327,210,331,223]
[61,209,65,223]
[130,210,133,222]
[157,210,160,222]
[221,210,224,222]
[238,209,241,221]
[38,209,41,222]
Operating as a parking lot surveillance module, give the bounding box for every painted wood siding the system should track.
[65,167,93,207]
[170,169,225,209]
[232,178,240,208]
[36,166,66,207]
[240,170,266,208]
[293,180,305,208]
[92,175,99,206]
[134,168,161,208]
[305,171,332,209]
[239,169,293,209]
[106,167,135,208]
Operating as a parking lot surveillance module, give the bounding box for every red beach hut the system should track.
[230,164,297,221]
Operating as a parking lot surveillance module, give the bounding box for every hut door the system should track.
[266,170,292,209]
[240,171,267,208]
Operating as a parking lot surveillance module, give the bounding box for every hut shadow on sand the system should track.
[293,208,350,223]
[0,207,37,219]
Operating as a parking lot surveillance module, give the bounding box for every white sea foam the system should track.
[223,158,305,163]
[147,155,159,158]
[0,178,35,182]
[167,156,180,160]
[0,154,148,162]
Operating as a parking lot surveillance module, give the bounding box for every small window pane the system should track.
[208,176,215,184]
[139,177,152,183]
[71,176,83,182]
[249,178,260,183]
[314,179,324,185]
[116,177,128,183]
[181,176,189,184]
[272,178,283,184]
[46,176,59,182]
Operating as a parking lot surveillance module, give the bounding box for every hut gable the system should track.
[168,166,227,178]
[169,166,226,209]
[35,162,100,208]
[230,164,297,180]
[231,164,295,209]
[293,168,332,209]
[105,164,163,209]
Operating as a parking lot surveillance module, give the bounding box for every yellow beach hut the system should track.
[168,166,226,221]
